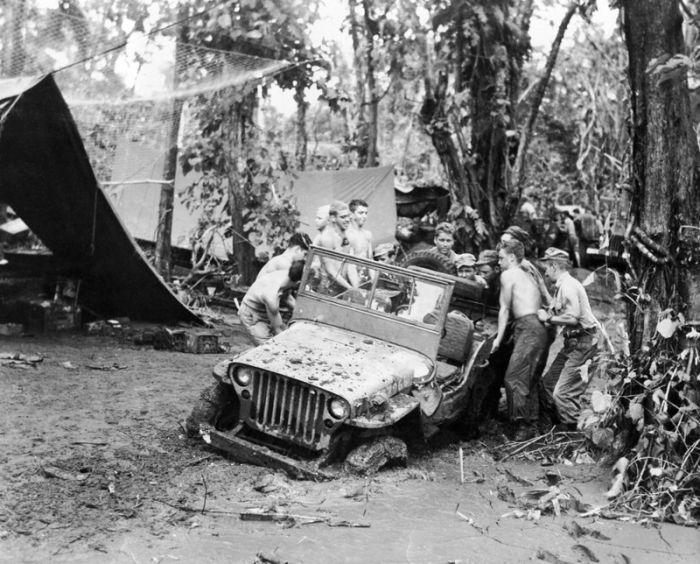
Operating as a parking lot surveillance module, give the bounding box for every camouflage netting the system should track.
[1,0,292,187]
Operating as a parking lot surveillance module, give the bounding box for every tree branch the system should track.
[508,1,579,212]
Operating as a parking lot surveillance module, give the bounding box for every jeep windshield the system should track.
[292,247,454,358]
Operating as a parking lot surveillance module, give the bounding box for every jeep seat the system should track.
[437,310,473,362]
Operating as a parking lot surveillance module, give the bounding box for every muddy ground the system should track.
[1,327,698,564]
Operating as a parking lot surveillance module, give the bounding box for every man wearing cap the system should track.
[475,249,499,278]
[474,249,500,302]
[317,200,359,290]
[455,253,477,280]
[257,232,312,278]
[373,242,396,264]
[492,239,549,441]
[537,247,598,430]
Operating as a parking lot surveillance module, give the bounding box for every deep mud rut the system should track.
[1,331,698,564]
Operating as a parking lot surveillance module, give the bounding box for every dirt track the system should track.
[1,331,698,564]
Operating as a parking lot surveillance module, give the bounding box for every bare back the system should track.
[257,253,291,277]
[500,266,542,319]
[242,270,288,315]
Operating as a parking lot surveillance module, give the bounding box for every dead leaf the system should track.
[591,428,614,449]
[591,391,612,413]
[566,520,611,541]
[41,465,90,482]
[606,457,629,499]
[572,543,599,562]
[503,468,534,486]
[327,520,370,528]
[497,484,516,504]
[566,521,586,538]
[656,317,678,338]
[535,548,572,564]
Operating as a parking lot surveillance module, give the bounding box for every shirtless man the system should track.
[237,260,305,345]
[317,200,358,290]
[500,225,551,307]
[312,204,330,246]
[491,239,549,441]
[347,199,373,259]
[256,232,311,278]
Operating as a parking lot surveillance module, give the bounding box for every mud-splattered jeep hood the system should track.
[231,321,430,405]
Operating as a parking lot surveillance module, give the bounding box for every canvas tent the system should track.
[111,158,396,254]
[0,74,202,325]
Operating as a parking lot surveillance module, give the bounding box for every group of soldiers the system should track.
[398,219,600,440]
[237,201,600,442]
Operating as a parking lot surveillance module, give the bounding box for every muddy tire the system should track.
[185,382,239,438]
[344,436,408,475]
[399,248,456,276]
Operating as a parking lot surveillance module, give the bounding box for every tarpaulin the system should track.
[285,165,396,244]
[0,74,202,324]
[112,152,396,251]
[108,140,230,259]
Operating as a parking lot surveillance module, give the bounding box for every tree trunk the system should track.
[362,0,379,167]
[622,0,700,346]
[155,18,187,282]
[348,0,368,166]
[468,1,516,236]
[294,80,308,170]
[227,172,254,284]
[228,97,258,286]
[419,71,475,210]
[154,106,180,281]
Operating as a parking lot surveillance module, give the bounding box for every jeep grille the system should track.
[244,370,331,450]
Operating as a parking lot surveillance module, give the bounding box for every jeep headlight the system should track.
[328,398,349,419]
[233,366,253,386]
[412,361,433,385]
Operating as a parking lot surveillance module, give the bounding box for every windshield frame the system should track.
[292,246,454,358]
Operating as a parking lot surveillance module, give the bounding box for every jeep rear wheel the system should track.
[186,382,239,438]
[399,248,456,275]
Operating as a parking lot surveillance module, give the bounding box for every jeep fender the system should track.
[346,393,419,428]
[411,379,442,417]
[212,359,231,382]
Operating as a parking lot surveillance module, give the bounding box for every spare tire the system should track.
[399,248,456,275]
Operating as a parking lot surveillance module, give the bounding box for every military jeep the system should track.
[187,247,499,478]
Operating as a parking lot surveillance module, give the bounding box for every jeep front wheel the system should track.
[185,382,239,438]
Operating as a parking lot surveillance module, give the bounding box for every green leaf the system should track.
[627,402,644,422]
